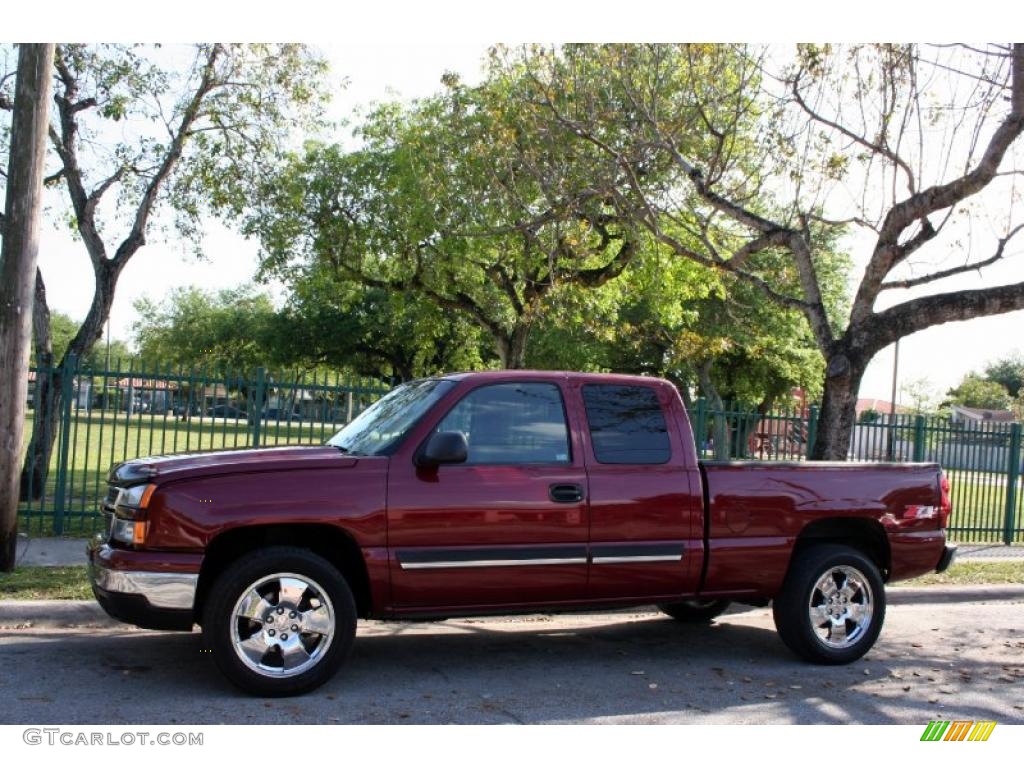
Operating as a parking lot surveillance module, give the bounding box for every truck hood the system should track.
[107,445,358,486]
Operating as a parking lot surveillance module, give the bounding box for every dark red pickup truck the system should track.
[88,370,956,695]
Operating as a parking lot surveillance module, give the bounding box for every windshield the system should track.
[327,378,455,456]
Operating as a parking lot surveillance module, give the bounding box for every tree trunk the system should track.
[19,269,55,502]
[19,258,121,499]
[811,349,867,460]
[19,362,61,502]
[0,44,55,570]
[495,323,530,369]
[734,400,769,459]
[697,361,730,460]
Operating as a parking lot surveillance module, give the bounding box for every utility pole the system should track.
[0,44,55,571]
[886,339,900,462]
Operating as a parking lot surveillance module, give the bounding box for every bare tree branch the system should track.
[851,43,1024,323]
[880,223,1024,290]
[869,279,1024,351]
[112,44,225,267]
[791,67,917,195]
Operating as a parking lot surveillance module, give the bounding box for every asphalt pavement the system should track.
[1,595,1022,725]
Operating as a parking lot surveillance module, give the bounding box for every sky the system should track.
[17,11,1024,404]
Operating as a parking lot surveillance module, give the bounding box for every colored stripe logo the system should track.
[920,720,996,742]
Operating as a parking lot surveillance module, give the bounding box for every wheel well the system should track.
[194,524,373,620]
[792,518,891,581]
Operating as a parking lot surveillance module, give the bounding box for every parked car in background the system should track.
[252,407,304,424]
[205,405,247,420]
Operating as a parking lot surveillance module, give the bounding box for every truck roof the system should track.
[441,370,673,387]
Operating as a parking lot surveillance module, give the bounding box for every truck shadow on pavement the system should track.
[1,609,1021,724]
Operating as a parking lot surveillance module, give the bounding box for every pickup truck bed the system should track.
[88,370,954,696]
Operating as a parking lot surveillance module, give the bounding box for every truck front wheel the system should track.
[772,544,885,665]
[202,546,356,696]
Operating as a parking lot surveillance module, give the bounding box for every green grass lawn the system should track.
[0,566,92,600]
[902,559,1024,586]
[0,560,1020,602]
[944,472,1023,543]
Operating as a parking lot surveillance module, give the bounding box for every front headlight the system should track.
[115,484,155,511]
[110,484,156,546]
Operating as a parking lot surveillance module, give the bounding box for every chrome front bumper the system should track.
[89,565,198,610]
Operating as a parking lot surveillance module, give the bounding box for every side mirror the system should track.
[416,431,468,469]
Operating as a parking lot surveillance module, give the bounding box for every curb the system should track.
[2,586,1023,629]
[887,585,1024,604]
[0,600,122,629]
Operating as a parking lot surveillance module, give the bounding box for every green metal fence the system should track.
[18,357,388,537]
[17,363,1023,545]
[689,401,1023,545]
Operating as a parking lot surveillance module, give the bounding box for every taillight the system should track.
[938,471,952,529]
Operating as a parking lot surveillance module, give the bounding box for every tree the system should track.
[275,269,489,382]
[512,43,1024,459]
[133,286,278,372]
[0,43,54,571]
[527,240,841,408]
[31,310,130,369]
[255,57,651,369]
[984,353,1024,398]
[0,44,326,497]
[946,373,1013,410]
[901,376,940,415]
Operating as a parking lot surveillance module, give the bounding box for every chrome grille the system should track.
[100,486,121,534]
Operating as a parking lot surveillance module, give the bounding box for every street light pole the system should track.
[887,340,900,461]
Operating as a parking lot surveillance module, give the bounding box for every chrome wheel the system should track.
[230,572,335,678]
[807,564,873,649]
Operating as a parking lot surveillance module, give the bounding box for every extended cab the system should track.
[88,371,956,696]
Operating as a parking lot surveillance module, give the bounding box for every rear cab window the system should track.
[581,384,671,464]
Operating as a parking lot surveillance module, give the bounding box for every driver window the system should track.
[436,383,571,465]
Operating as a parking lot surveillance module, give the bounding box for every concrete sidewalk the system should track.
[12,534,1024,567]
[15,535,91,567]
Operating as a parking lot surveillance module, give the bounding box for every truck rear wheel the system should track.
[772,544,885,665]
[658,599,731,623]
[202,546,356,696]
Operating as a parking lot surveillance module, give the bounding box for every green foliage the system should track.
[251,47,673,367]
[527,241,832,407]
[132,285,278,371]
[984,354,1024,398]
[858,408,881,424]
[32,310,132,369]
[901,376,941,415]
[275,268,490,381]
[252,44,839,399]
[946,373,1013,410]
[1,43,329,370]
[131,278,489,384]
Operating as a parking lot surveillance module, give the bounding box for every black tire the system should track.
[772,544,885,665]
[202,546,356,696]
[657,598,732,623]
